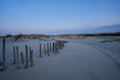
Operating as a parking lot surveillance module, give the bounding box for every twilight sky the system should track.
[0,0,120,35]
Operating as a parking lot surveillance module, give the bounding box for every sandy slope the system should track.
[0,39,120,80]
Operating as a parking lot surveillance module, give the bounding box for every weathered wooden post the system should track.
[39,43,42,57]
[47,42,50,56]
[29,47,31,61]
[61,41,63,49]
[50,42,51,52]
[25,45,28,69]
[47,42,48,52]
[57,41,59,53]
[16,46,20,69]
[20,52,24,64]
[30,49,33,67]
[44,43,46,55]
[55,42,57,55]
[52,42,55,53]
[0,39,7,71]
[12,46,16,64]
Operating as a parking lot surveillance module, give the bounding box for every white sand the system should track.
[0,37,120,80]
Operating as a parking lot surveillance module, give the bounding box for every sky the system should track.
[0,0,120,35]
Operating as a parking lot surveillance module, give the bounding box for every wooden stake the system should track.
[12,46,16,64]
[29,47,31,61]
[25,45,28,69]
[47,42,50,56]
[16,46,20,69]
[44,43,46,55]
[30,49,33,67]
[50,42,51,52]
[20,52,24,64]
[0,39,7,71]
[39,43,42,57]
[52,42,55,53]
[56,41,59,53]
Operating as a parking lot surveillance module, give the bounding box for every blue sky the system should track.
[0,0,120,35]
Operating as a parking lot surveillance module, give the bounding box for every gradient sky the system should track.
[0,0,120,35]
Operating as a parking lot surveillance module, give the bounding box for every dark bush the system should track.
[6,34,12,37]
[15,33,24,41]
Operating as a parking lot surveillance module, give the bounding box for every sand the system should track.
[0,36,120,80]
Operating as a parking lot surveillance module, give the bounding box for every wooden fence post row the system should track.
[0,39,67,71]
[38,40,67,57]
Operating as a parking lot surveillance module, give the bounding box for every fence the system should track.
[0,39,68,71]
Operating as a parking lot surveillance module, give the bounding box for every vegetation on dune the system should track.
[57,32,120,39]
[15,33,24,41]
[0,32,120,40]
[14,34,50,41]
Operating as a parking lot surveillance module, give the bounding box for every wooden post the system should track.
[12,46,16,64]
[61,41,63,49]
[16,46,20,69]
[29,47,31,61]
[47,42,50,56]
[30,49,33,67]
[50,42,51,52]
[0,39,7,71]
[47,42,48,52]
[20,52,24,64]
[44,43,46,55]
[25,45,28,69]
[52,42,55,53]
[56,41,59,54]
[55,42,57,55]
[39,43,42,57]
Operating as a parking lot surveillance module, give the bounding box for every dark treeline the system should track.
[0,32,120,39]
[58,32,120,37]
[79,32,120,36]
